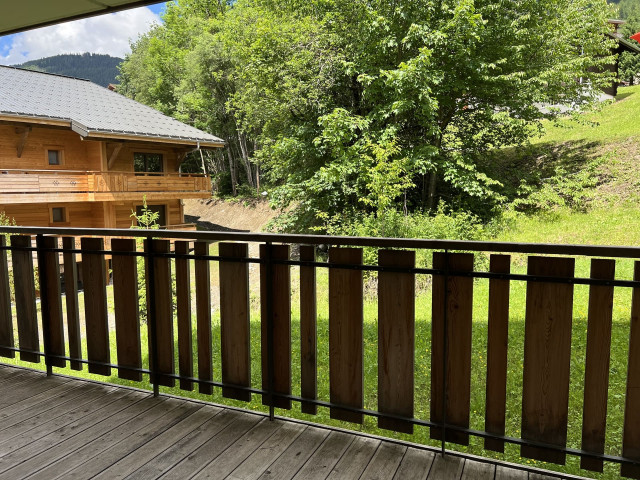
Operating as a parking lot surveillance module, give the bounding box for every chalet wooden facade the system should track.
[0,66,224,230]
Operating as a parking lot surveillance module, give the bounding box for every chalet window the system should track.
[134,153,163,173]
[47,149,62,165]
[51,207,67,223]
[135,204,166,227]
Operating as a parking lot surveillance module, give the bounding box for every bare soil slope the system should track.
[183,198,280,232]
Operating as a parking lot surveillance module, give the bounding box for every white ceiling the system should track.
[1,1,161,35]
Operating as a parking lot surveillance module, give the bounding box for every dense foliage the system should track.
[120,0,615,233]
[14,53,123,87]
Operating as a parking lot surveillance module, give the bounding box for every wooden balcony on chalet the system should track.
[0,226,639,479]
[0,169,211,204]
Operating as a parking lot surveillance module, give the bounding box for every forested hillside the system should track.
[13,53,122,87]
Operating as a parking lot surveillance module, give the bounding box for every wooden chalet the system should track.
[0,66,224,230]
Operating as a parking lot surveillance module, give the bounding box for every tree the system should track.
[119,0,616,231]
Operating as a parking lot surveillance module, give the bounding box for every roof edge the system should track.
[83,130,226,148]
[0,113,71,128]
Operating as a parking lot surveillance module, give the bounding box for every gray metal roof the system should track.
[0,66,225,147]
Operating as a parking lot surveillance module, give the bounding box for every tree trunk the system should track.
[238,133,254,189]
[226,148,237,196]
[426,170,437,211]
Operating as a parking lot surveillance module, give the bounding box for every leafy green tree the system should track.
[120,0,616,231]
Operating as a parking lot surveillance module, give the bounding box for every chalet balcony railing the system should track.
[0,169,211,202]
[0,226,639,478]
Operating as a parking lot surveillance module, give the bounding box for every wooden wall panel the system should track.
[175,241,193,391]
[485,254,511,453]
[62,236,82,370]
[145,239,175,388]
[378,249,415,434]
[260,244,292,410]
[521,256,575,465]
[0,202,104,228]
[622,262,640,479]
[219,242,251,401]
[300,245,317,415]
[0,237,14,358]
[329,247,364,424]
[81,237,110,375]
[111,238,142,381]
[10,235,39,363]
[0,125,102,171]
[37,236,65,368]
[195,241,212,395]
[581,259,615,472]
[430,252,474,445]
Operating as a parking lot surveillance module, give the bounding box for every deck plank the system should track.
[393,447,434,480]
[92,406,219,480]
[291,431,354,480]
[460,459,496,479]
[426,454,465,480]
[0,366,587,480]
[326,436,381,480]
[255,426,329,480]
[227,422,306,480]
[360,442,407,480]
[26,398,183,480]
[159,413,261,479]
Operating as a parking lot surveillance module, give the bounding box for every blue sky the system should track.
[0,2,167,65]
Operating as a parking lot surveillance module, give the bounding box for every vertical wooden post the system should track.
[521,256,575,464]
[81,237,110,375]
[175,241,193,391]
[0,236,14,358]
[581,259,615,472]
[260,244,292,410]
[431,252,474,445]
[62,237,82,370]
[378,249,415,434]
[11,235,39,363]
[300,245,317,415]
[112,238,142,381]
[485,254,511,452]
[329,247,364,424]
[195,241,212,395]
[219,242,251,401]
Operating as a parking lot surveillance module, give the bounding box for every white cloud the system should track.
[0,7,160,65]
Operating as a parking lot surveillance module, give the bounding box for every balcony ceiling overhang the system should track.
[0,1,162,36]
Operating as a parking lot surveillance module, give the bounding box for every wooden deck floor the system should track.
[0,365,586,480]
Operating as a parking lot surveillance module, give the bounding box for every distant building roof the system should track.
[0,66,225,148]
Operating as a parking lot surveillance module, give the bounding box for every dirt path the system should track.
[183,198,280,233]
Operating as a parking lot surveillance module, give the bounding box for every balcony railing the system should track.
[0,169,211,203]
[0,226,639,478]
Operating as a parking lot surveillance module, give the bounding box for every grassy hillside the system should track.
[484,85,640,247]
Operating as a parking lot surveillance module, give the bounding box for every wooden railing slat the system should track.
[0,237,14,358]
[81,237,110,375]
[521,256,575,464]
[260,244,292,409]
[378,249,415,434]
[622,261,640,479]
[219,242,251,401]
[195,241,212,395]
[145,239,175,388]
[485,254,511,453]
[11,235,39,363]
[581,258,615,473]
[300,245,317,415]
[111,238,142,381]
[175,241,193,391]
[62,237,82,370]
[38,236,65,368]
[430,252,474,445]
[329,247,364,424]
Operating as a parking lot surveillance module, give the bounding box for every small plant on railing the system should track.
[130,197,159,323]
